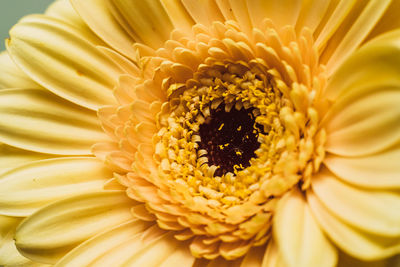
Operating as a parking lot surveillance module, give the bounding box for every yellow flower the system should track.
[0,0,400,266]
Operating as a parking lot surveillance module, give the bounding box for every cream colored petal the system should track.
[15,191,134,264]
[325,90,400,157]
[160,0,195,35]
[324,0,392,75]
[111,0,173,49]
[70,0,137,61]
[0,215,29,265]
[323,144,400,188]
[0,88,108,154]
[45,0,107,46]
[0,157,112,217]
[308,190,400,261]
[246,0,302,29]
[82,225,188,266]
[55,220,152,266]
[295,0,331,33]
[181,0,225,27]
[324,29,400,101]
[0,143,50,176]
[7,14,120,110]
[261,241,286,267]
[312,168,400,237]
[273,189,337,267]
[0,51,40,89]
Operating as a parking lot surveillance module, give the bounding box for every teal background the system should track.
[0,0,55,51]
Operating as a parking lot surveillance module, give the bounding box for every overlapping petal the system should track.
[0,88,108,154]
[273,188,337,267]
[308,190,400,261]
[0,51,40,89]
[312,168,400,237]
[324,144,400,188]
[7,14,122,110]
[0,143,49,175]
[0,157,112,217]
[15,191,134,264]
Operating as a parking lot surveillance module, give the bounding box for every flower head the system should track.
[0,0,400,266]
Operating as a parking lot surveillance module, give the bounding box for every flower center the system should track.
[198,105,262,176]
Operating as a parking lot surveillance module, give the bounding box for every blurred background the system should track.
[0,0,54,51]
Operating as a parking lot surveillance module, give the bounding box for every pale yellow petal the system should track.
[55,220,152,266]
[45,0,107,46]
[122,232,192,267]
[0,157,112,217]
[324,29,400,101]
[85,225,167,266]
[181,0,225,27]
[274,188,337,267]
[324,0,392,75]
[308,190,400,261]
[312,168,400,237]
[7,14,120,110]
[0,88,108,154]
[0,51,40,89]
[160,0,195,35]
[295,0,331,33]
[15,191,134,264]
[0,143,50,176]
[0,215,29,266]
[246,0,302,29]
[70,0,137,61]
[111,0,173,49]
[261,240,286,267]
[324,144,400,188]
[324,90,400,157]
[315,0,358,50]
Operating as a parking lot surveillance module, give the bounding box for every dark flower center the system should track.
[198,105,262,176]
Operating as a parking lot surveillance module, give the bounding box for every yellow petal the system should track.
[0,215,29,265]
[160,0,195,35]
[0,88,108,154]
[15,191,134,264]
[324,0,392,75]
[45,0,107,47]
[247,0,302,29]
[312,168,400,236]
[307,190,400,261]
[70,0,137,61]
[325,90,400,157]
[324,144,400,188]
[261,240,286,267]
[295,0,331,33]
[324,29,400,101]
[274,188,338,267]
[7,14,120,110]
[111,0,173,49]
[366,0,400,43]
[0,51,40,89]
[0,157,112,217]
[314,0,357,49]
[55,220,152,266]
[0,143,49,176]
[181,0,224,27]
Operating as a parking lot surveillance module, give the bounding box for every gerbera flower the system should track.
[0,0,399,266]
